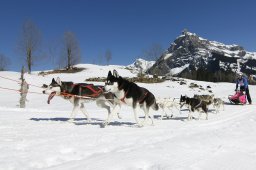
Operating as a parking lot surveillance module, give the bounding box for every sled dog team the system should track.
[43,70,225,127]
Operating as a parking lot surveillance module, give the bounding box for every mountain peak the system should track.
[148,30,256,82]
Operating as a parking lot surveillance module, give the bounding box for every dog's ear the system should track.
[52,78,56,83]
[107,70,112,77]
[56,77,62,86]
[113,69,119,78]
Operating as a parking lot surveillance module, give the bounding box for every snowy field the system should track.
[1,64,256,170]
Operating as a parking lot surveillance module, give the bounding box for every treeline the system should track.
[179,68,256,85]
[179,69,236,83]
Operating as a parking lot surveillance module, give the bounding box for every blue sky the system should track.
[0,0,256,71]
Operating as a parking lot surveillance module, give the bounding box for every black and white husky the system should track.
[104,70,159,127]
[42,77,119,123]
[180,95,210,120]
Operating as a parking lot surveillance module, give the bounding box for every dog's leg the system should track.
[80,103,91,123]
[213,104,217,114]
[168,106,175,118]
[188,112,192,120]
[133,107,142,127]
[180,103,184,110]
[216,105,220,114]
[102,104,121,127]
[163,107,168,119]
[96,99,111,115]
[69,104,79,123]
[160,106,166,120]
[142,104,154,126]
[188,106,193,120]
[97,99,122,119]
[148,108,155,126]
[142,105,149,124]
[198,111,202,120]
[222,102,225,111]
[174,104,180,115]
[204,106,209,120]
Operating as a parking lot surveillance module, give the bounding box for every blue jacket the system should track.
[236,76,248,90]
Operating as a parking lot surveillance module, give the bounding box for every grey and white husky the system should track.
[104,70,159,127]
[213,98,225,113]
[42,77,120,123]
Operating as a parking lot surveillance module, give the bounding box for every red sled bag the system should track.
[228,91,246,105]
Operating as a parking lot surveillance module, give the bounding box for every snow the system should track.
[1,64,256,170]
[169,64,189,75]
[126,58,155,73]
[163,53,172,60]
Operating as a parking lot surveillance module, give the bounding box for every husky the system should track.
[180,95,210,120]
[194,94,214,103]
[42,77,120,123]
[156,97,180,120]
[213,98,225,113]
[104,70,159,127]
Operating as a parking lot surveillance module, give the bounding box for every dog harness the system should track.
[120,91,128,104]
[61,83,103,98]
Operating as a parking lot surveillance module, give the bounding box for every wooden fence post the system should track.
[20,66,29,108]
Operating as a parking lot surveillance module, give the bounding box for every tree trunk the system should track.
[27,49,32,74]
[67,48,71,70]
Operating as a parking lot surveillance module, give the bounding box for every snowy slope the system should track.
[126,58,155,74]
[1,64,256,170]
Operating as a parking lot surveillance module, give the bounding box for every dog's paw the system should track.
[136,123,144,128]
[101,121,109,128]
[117,114,122,119]
[157,116,163,120]
[68,119,75,123]
[166,114,173,119]
[100,123,106,128]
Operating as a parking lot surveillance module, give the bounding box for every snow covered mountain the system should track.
[148,30,256,82]
[126,58,155,74]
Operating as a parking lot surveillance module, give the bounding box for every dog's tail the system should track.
[152,100,159,111]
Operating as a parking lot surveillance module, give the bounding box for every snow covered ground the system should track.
[1,64,256,170]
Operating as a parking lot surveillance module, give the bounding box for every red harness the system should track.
[61,84,103,98]
[120,91,129,104]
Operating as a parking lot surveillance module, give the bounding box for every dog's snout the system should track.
[43,90,45,94]
[42,84,48,88]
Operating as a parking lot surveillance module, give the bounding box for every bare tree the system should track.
[105,49,112,65]
[17,20,41,74]
[61,31,81,70]
[142,43,164,61]
[0,54,11,71]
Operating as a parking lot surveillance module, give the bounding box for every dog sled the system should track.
[228,90,246,105]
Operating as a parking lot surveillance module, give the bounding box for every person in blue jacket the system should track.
[235,72,252,104]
